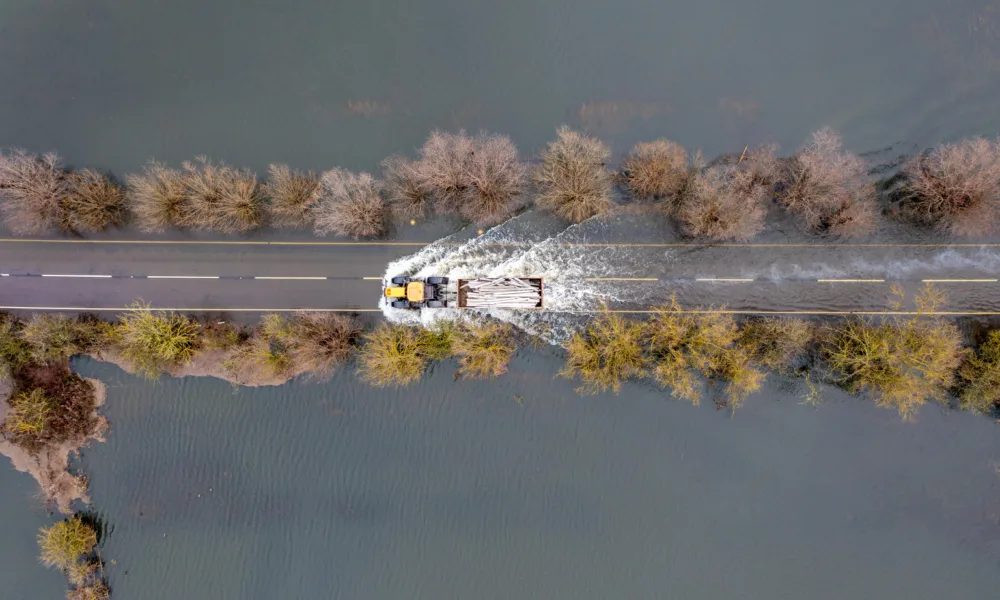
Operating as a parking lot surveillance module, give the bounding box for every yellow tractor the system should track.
[384,276,449,309]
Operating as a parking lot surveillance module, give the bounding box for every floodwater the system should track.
[3,0,1000,598]
[1,1,999,175]
[72,357,1000,600]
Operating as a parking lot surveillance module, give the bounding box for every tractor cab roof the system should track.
[406,281,425,302]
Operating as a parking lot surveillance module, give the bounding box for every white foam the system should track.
[378,213,660,343]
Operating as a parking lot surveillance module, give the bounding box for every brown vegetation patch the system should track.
[900,137,1000,237]
[459,133,527,225]
[62,169,129,233]
[676,165,768,241]
[314,168,387,238]
[126,162,189,232]
[777,128,877,237]
[265,164,321,228]
[737,317,814,373]
[182,157,265,233]
[286,312,361,380]
[534,126,614,223]
[956,329,1000,414]
[618,139,689,205]
[0,149,69,234]
[414,130,527,225]
[381,155,432,219]
[3,363,100,454]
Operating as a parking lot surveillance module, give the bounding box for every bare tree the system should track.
[182,157,265,233]
[264,164,320,228]
[418,130,475,212]
[777,128,877,237]
[677,165,767,241]
[731,143,781,196]
[412,130,527,226]
[533,126,614,223]
[288,312,361,379]
[381,155,431,219]
[900,137,1000,237]
[459,133,526,225]
[619,139,689,207]
[0,149,69,234]
[126,162,190,233]
[314,167,387,238]
[62,169,129,233]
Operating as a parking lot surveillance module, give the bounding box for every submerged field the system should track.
[5,0,1000,597]
[64,354,1000,600]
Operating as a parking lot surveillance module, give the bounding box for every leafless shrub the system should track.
[676,165,768,241]
[314,168,387,238]
[264,164,320,228]
[413,130,526,225]
[126,162,189,232]
[533,126,614,223]
[62,169,129,233]
[459,133,526,225]
[381,155,431,218]
[182,157,265,233]
[777,128,876,237]
[900,137,1000,237]
[418,130,475,211]
[618,139,689,206]
[733,143,781,195]
[0,149,69,234]
[288,312,361,379]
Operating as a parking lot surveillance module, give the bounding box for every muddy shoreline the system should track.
[0,378,107,514]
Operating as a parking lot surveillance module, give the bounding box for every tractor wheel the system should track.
[425,300,443,308]
[426,276,448,285]
[391,300,410,309]
[391,276,407,285]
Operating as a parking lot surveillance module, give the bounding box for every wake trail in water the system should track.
[748,247,1000,281]
[380,210,1000,341]
[380,213,673,342]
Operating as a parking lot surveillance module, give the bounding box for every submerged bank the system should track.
[0,373,106,513]
[1,299,999,600]
[3,288,1000,514]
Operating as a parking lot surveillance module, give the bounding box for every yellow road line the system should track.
[583,277,658,281]
[561,309,1000,315]
[9,238,1000,248]
[1,305,997,316]
[0,238,428,246]
[921,279,998,283]
[817,279,885,283]
[0,306,383,312]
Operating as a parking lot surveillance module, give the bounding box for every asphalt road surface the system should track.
[3,238,1000,316]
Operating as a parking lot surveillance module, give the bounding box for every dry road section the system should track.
[2,238,1000,315]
